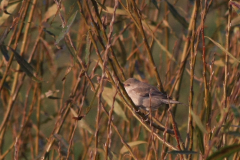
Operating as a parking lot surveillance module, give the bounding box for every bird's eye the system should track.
[124,84,130,86]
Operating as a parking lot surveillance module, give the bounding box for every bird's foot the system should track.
[144,117,149,121]
[134,108,141,113]
[142,112,150,121]
[144,112,150,117]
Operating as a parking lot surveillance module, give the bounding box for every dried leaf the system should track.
[214,59,225,67]
[70,108,94,134]
[72,115,85,120]
[230,1,240,15]
[43,4,58,21]
[190,109,207,133]
[101,7,128,16]
[120,141,147,154]
[102,87,128,121]
[0,2,19,25]
[0,0,9,14]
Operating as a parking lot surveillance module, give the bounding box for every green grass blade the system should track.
[165,0,189,28]
[0,45,9,61]
[9,47,42,82]
[207,144,240,160]
[168,150,198,155]
[55,11,78,44]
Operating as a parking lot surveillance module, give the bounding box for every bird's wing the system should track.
[131,87,180,104]
[131,87,167,98]
[151,90,168,98]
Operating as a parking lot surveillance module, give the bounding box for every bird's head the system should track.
[123,78,141,91]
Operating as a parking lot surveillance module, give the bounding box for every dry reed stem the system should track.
[0,0,239,159]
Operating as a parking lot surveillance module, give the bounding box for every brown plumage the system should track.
[123,78,180,111]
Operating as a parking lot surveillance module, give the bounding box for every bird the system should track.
[123,78,180,111]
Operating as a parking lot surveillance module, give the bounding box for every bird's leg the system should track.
[144,111,150,117]
[133,108,140,113]
[134,107,150,121]
[142,111,150,121]
[139,113,149,121]
[144,117,149,121]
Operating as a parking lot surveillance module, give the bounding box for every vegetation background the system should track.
[0,0,240,159]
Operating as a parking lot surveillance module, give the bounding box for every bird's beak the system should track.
[123,82,130,87]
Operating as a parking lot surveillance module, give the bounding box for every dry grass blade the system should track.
[120,141,147,154]
[190,109,207,134]
[0,2,19,25]
[0,0,240,159]
[205,36,240,63]
[42,3,58,21]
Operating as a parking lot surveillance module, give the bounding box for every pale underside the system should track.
[126,86,180,111]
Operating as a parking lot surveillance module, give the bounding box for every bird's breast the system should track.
[127,90,143,106]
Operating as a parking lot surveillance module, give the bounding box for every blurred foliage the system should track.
[0,0,240,159]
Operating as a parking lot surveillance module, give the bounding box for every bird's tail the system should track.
[161,99,181,104]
